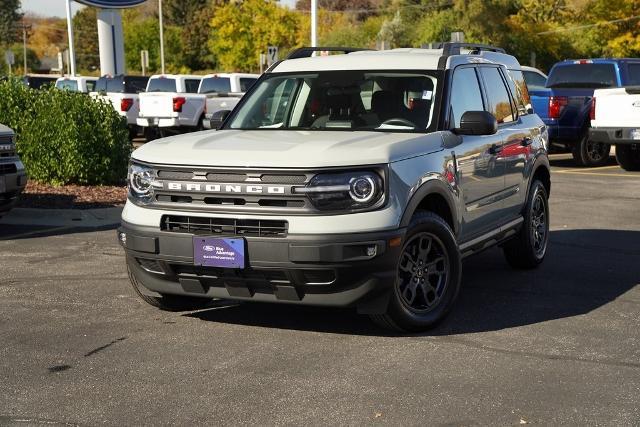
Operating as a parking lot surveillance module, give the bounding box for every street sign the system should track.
[267,46,278,66]
[5,50,14,65]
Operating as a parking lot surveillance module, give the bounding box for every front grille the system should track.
[161,215,288,237]
[0,135,13,144]
[0,150,16,158]
[0,163,17,175]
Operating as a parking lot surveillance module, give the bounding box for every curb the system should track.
[0,207,123,228]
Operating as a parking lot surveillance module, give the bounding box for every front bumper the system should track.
[0,158,27,214]
[590,127,640,145]
[118,221,404,308]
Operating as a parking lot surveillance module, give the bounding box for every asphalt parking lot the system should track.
[1,153,639,426]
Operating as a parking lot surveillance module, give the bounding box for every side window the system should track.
[450,67,484,128]
[239,78,257,92]
[626,63,640,86]
[480,67,516,124]
[507,70,530,115]
[86,81,96,92]
[185,79,200,93]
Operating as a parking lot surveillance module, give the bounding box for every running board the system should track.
[458,217,524,258]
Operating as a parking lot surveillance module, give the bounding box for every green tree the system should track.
[164,0,209,27]
[181,6,216,70]
[209,0,302,72]
[73,7,100,74]
[0,0,22,47]
[9,44,40,74]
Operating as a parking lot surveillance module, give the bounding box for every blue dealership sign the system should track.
[75,0,146,8]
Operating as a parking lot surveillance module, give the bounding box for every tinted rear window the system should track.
[185,79,201,93]
[147,78,177,92]
[25,77,56,89]
[240,78,257,92]
[626,64,640,86]
[199,77,231,94]
[124,76,148,93]
[106,76,125,92]
[547,63,617,88]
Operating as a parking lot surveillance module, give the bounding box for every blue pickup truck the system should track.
[532,58,640,166]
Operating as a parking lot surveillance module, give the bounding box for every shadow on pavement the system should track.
[185,229,639,336]
[0,223,118,240]
[549,154,616,168]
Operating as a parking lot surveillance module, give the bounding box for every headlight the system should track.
[128,163,156,203]
[295,171,384,211]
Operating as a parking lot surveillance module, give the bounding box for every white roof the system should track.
[201,73,260,79]
[272,48,523,73]
[148,74,203,80]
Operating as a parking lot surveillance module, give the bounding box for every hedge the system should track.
[0,78,131,185]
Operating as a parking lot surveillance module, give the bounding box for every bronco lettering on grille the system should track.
[163,182,286,194]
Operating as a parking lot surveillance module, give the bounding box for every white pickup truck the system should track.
[55,76,98,93]
[198,73,259,129]
[90,75,149,138]
[136,74,203,139]
[590,86,640,171]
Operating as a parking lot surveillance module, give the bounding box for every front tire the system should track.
[572,130,610,167]
[127,265,212,311]
[370,211,461,332]
[503,180,549,269]
[615,145,640,171]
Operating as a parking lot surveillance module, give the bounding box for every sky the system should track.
[20,0,297,18]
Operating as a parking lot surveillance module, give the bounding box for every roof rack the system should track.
[441,42,506,56]
[286,46,374,60]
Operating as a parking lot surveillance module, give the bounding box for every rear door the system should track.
[449,66,505,241]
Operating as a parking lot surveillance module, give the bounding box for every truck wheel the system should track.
[370,211,461,332]
[572,131,610,167]
[502,180,549,269]
[143,127,156,142]
[615,145,640,171]
[127,265,212,311]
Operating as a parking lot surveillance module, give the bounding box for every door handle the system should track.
[489,144,503,155]
[521,137,533,146]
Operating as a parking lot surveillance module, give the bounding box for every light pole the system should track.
[65,0,76,76]
[159,0,165,74]
[310,0,317,47]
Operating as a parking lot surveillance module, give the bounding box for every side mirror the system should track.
[210,109,231,130]
[455,111,498,136]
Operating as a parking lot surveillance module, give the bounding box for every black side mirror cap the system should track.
[455,111,498,136]
[210,109,231,130]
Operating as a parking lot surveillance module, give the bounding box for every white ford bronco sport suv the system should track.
[118,44,551,331]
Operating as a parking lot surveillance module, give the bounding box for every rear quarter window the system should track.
[507,70,530,115]
[185,79,201,93]
[240,78,257,92]
[626,63,640,86]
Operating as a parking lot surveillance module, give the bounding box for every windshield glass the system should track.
[199,77,231,94]
[56,80,78,91]
[227,71,439,132]
[147,78,177,92]
[547,63,617,88]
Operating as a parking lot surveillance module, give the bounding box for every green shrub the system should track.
[0,78,131,185]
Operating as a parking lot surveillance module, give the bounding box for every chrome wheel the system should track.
[530,191,548,257]
[397,232,449,313]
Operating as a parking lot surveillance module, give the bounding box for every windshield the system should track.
[199,77,231,94]
[547,63,617,88]
[147,78,177,92]
[56,80,78,91]
[227,71,439,132]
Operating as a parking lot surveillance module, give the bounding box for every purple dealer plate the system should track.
[193,237,245,269]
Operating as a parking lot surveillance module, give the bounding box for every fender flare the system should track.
[526,153,551,201]
[399,178,460,236]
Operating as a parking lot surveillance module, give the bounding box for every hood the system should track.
[132,129,444,168]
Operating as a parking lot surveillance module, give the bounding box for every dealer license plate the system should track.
[193,237,245,269]
[631,129,640,140]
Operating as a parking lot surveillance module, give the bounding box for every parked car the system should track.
[0,124,27,217]
[55,76,98,93]
[199,73,259,129]
[590,84,640,171]
[520,66,547,114]
[118,44,550,332]
[22,74,59,89]
[535,58,640,166]
[90,74,149,139]
[136,74,203,139]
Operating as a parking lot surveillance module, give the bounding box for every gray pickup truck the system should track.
[0,125,27,217]
[118,44,551,331]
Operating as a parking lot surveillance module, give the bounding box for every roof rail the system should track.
[441,42,506,56]
[286,46,374,60]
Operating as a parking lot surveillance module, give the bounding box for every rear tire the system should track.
[615,145,640,171]
[369,211,461,332]
[503,180,549,269]
[127,265,212,311]
[143,127,156,142]
[571,130,610,167]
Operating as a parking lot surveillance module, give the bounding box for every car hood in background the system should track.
[132,129,445,168]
